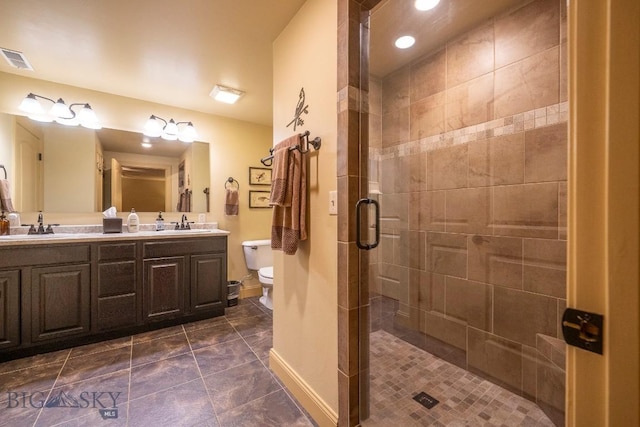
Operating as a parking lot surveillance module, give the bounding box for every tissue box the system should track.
[103,218,123,233]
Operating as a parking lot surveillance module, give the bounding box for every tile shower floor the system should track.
[363,330,555,426]
[0,298,316,427]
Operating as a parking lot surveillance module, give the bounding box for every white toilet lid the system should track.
[258,266,273,279]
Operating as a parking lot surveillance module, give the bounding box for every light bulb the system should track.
[395,36,416,49]
[143,115,163,137]
[415,0,440,11]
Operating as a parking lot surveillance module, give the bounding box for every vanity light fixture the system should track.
[415,0,440,11]
[395,35,416,49]
[18,92,102,129]
[209,84,244,104]
[143,115,198,143]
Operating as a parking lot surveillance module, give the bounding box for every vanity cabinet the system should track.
[142,237,227,322]
[0,233,228,361]
[0,271,20,349]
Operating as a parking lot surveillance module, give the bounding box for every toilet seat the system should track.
[258,266,273,285]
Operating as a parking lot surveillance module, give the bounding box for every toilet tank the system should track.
[242,239,273,270]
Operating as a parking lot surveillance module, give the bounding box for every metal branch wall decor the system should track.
[286,87,309,131]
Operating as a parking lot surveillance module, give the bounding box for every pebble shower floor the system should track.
[362,330,556,426]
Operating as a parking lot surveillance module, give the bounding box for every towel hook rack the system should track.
[0,164,6,179]
[260,131,321,166]
[225,177,239,190]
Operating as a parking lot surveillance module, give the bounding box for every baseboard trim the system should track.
[239,285,262,299]
[269,349,338,427]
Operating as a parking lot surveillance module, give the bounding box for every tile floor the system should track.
[362,330,555,426]
[0,298,316,427]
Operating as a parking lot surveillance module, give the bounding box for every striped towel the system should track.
[270,134,306,255]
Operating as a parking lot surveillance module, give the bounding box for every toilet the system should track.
[242,239,274,310]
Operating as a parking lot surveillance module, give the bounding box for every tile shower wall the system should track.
[368,0,566,423]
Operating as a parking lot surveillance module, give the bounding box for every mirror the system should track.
[2,114,210,213]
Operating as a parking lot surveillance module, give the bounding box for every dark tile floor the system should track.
[0,298,316,427]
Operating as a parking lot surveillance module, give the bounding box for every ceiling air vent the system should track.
[1,48,34,71]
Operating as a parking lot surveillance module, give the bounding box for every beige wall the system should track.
[0,114,13,184]
[271,0,339,423]
[103,150,179,212]
[43,125,97,212]
[0,72,273,284]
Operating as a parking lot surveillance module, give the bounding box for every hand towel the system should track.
[269,134,300,207]
[270,134,307,255]
[176,189,193,212]
[0,179,15,212]
[225,188,239,216]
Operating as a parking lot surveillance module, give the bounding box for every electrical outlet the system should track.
[198,213,206,223]
[329,191,337,215]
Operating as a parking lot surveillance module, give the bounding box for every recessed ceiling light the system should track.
[415,0,440,11]
[209,85,244,104]
[395,36,416,49]
[141,142,152,148]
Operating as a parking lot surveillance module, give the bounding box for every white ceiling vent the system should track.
[1,48,34,71]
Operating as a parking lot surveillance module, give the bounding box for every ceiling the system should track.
[1,0,526,155]
[0,0,306,127]
[371,0,527,77]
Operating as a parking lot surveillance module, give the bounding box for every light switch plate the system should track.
[329,191,337,215]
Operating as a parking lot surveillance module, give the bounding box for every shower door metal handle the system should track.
[356,198,380,250]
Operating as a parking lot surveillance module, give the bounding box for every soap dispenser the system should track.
[155,211,165,231]
[0,211,9,236]
[127,208,140,233]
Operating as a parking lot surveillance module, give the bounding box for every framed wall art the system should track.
[249,190,271,208]
[249,167,272,186]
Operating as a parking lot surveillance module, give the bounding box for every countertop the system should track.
[0,224,229,247]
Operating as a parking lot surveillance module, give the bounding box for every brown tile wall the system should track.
[368,0,567,414]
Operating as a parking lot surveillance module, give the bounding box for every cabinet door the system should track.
[144,257,185,321]
[97,261,137,330]
[190,253,226,312]
[31,264,90,342]
[0,270,20,349]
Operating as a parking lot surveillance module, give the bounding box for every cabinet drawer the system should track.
[98,261,136,297]
[0,244,90,268]
[143,237,225,258]
[99,243,136,261]
[97,294,137,331]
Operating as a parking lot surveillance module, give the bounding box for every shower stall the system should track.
[360,0,567,425]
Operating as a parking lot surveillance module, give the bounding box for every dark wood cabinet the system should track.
[0,234,227,361]
[190,253,226,312]
[30,264,91,342]
[0,270,20,349]
[143,256,185,321]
